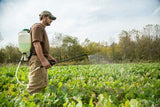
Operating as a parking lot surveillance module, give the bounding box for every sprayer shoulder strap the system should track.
[28,49,32,61]
[28,27,32,61]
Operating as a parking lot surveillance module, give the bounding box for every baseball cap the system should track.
[39,10,56,20]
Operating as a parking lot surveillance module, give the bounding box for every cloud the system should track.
[0,0,160,48]
[0,32,3,42]
[153,6,160,15]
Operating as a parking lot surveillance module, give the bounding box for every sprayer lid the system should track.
[23,29,30,32]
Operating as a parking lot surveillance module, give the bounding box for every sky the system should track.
[0,0,160,48]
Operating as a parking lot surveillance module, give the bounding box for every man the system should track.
[27,10,57,94]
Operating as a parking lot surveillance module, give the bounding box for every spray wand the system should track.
[16,54,88,86]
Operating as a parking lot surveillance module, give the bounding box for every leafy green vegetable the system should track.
[0,63,160,106]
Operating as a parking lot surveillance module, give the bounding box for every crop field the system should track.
[0,63,160,107]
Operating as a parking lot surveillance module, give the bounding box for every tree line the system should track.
[0,24,160,64]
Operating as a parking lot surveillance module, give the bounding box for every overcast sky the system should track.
[0,0,160,48]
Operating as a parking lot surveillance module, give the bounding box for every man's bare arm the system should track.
[33,42,51,69]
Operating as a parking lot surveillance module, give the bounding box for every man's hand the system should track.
[41,59,51,69]
[48,54,57,63]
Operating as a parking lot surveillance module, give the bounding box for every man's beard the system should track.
[46,22,50,26]
[45,20,51,26]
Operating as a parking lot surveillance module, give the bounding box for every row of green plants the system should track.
[0,63,160,106]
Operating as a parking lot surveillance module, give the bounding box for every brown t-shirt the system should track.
[30,23,50,58]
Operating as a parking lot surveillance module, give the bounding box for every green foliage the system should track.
[0,63,160,106]
[50,24,160,64]
[0,43,21,64]
[0,24,160,64]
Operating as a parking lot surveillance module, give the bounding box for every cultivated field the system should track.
[0,63,160,107]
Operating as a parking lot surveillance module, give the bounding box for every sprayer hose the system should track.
[15,55,40,86]
[15,55,27,86]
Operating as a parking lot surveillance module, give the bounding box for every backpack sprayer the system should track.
[16,29,31,86]
[16,29,88,86]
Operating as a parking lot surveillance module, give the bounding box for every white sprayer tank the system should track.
[18,29,31,54]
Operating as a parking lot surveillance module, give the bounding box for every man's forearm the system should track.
[33,42,46,63]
